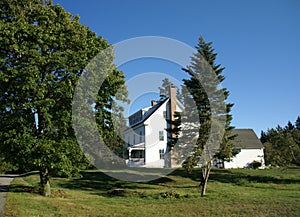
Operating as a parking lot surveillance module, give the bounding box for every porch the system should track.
[127,143,145,167]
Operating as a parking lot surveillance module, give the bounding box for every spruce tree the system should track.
[182,36,235,196]
[295,116,300,130]
[262,118,300,166]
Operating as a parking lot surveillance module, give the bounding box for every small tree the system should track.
[182,36,235,196]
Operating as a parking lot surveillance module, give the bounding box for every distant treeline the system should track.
[260,117,300,167]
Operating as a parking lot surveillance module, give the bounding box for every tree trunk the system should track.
[166,146,177,168]
[200,161,211,197]
[39,169,51,196]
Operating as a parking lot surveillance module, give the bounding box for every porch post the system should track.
[128,148,132,167]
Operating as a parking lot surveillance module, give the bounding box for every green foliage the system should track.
[181,37,235,166]
[94,69,128,156]
[0,0,127,192]
[261,117,300,167]
[182,36,236,168]
[158,77,173,96]
[0,156,17,173]
[166,111,182,148]
[158,79,182,149]
[296,116,300,130]
[180,36,235,196]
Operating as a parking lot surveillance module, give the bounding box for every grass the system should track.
[4,168,300,217]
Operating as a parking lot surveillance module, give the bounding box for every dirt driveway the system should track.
[0,175,17,217]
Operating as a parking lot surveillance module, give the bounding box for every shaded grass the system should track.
[5,168,300,217]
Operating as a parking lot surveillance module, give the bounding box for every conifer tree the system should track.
[182,36,235,196]
[262,117,300,166]
[295,116,300,130]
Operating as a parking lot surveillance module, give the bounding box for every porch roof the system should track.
[127,143,145,150]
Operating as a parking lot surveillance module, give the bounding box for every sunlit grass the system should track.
[5,168,300,217]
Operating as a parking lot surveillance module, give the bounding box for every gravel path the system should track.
[0,175,17,217]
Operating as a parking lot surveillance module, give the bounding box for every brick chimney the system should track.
[168,85,177,168]
[169,86,176,122]
[151,100,157,106]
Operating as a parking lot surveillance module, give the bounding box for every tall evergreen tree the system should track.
[260,130,269,144]
[94,72,129,163]
[182,36,235,196]
[158,78,173,97]
[0,0,127,195]
[295,116,300,130]
[285,121,295,131]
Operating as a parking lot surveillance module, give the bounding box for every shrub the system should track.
[250,161,262,169]
[160,191,180,199]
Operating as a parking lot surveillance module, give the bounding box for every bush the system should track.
[160,191,180,199]
[250,161,262,169]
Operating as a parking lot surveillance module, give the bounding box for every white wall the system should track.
[124,125,145,147]
[144,100,168,167]
[124,99,184,168]
[224,148,265,169]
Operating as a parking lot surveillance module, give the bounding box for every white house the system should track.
[218,129,265,169]
[123,87,265,169]
[123,86,183,167]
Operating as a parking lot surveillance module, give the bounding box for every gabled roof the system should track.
[128,97,169,128]
[232,129,263,149]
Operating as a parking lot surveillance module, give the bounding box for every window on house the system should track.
[132,150,144,158]
[140,131,143,143]
[159,131,164,141]
[159,149,164,159]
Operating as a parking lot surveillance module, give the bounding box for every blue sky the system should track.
[54,0,300,136]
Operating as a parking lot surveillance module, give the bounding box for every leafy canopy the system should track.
[0,0,127,177]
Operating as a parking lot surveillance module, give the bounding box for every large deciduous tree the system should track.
[0,0,127,196]
[182,36,235,196]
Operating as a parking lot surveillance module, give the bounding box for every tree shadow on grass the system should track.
[57,170,167,196]
[9,168,300,196]
[63,169,200,195]
[1,173,38,194]
[208,169,300,185]
[169,168,201,180]
[0,185,10,193]
[162,168,300,186]
[8,185,37,194]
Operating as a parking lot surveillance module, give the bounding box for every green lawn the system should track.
[5,168,300,217]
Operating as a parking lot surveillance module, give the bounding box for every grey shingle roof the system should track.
[128,97,169,128]
[232,129,263,149]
